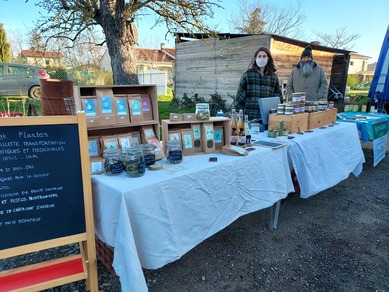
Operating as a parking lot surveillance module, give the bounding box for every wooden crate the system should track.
[308,111,324,129]
[323,108,338,125]
[268,113,309,133]
[308,109,338,129]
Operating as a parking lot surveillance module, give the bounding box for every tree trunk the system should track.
[98,1,139,85]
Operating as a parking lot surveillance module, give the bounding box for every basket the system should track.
[64,97,76,115]
[95,237,120,281]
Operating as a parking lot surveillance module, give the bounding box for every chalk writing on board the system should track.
[0,124,85,250]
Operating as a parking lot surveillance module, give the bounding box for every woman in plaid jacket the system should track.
[235,47,283,121]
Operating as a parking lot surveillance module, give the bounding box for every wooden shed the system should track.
[174,33,352,105]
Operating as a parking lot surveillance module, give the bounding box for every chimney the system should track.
[160,43,165,49]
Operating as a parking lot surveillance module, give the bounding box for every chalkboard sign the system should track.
[0,123,85,250]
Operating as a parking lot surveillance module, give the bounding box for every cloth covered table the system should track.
[92,145,294,291]
[337,112,389,142]
[252,122,365,199]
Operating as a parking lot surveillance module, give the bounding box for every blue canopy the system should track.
[369,25,389,108]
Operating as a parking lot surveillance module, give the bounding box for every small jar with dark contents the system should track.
[103,149,123,175]
[141,143,156,167]
[125,147,146,177]
[166,140,183,164]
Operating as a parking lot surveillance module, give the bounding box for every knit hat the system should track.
[301,45,313,59]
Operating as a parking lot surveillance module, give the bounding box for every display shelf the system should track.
[73,85,160,139]
[161,117,231,154]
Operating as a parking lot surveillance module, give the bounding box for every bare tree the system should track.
[26,0,222,85]
[313,27,360,50]
[230,0,305,38]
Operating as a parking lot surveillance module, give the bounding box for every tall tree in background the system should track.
[31,0,222,85]
[230,0,305,38]
[0,23,12,62]
[29,31,46,51]
[313,27,360,50]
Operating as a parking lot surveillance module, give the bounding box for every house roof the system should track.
[135,47,175,62]
[350,53,371,60]
[175,32,353,55]
[21,50,63,58]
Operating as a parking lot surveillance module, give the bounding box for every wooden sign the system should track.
[0,113,98,291]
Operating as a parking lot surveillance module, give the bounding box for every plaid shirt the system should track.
[235,68,282,120]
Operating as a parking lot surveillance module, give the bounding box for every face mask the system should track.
[256,57,268,68]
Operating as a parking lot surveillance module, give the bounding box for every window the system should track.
[350,61,354,66]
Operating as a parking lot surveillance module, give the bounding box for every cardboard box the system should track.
[268,113,309,133]
[202,122,215,153]
[90,156,104,175]
[182,113,197,121]
[191,123,202,153]
[169,113,183,122]
[181,129,195,155]
[214,126,224,150]
[81,97,100,127]
[128,95,144,123]
[88,136,101,157]
[141,94,153,121]
[115,95,130,124]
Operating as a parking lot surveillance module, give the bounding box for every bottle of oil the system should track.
[230,109,238,145]
[237,110,245,146]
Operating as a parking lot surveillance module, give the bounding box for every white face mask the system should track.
[256,57,268,68]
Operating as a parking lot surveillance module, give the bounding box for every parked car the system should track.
[0,63,50,99]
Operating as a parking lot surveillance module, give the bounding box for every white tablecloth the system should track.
[92,145,294,291]
[252,122,365,198]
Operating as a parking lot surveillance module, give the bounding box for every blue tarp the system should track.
[369,26,389,107]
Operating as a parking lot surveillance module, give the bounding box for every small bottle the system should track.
[166,140,183,164]
[230,109,238,145]
[237,109,245,146]
[103,149,123,176]
[244,115,251,144]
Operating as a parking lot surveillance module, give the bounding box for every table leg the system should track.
[269,200,281,230]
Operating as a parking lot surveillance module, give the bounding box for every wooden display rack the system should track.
[0,113,98,291]
[161,117,230,154]
[268,113,309,133]
[73,85,160,140]
[308,108,338,129]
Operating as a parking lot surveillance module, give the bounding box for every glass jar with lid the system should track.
[141,143,156,166]
[103,149,124,175]
[166,140,183,164]
[125,147,146,177]
[195,103,210,120]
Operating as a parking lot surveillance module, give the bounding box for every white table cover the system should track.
[92,145,294,292]
[252,122,365,198]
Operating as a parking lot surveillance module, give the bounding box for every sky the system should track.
[1,0,388,63]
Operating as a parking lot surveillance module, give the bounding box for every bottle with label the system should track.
[244,115,251,144]
[237,109,245,146]
[230,109,238,145]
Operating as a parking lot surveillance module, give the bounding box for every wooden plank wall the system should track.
[175,35,335,105]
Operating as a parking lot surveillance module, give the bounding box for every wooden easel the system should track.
[0,113,98,291]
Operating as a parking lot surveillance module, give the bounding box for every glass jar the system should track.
[195,103,210,120]
[125,147,146,177]
[141,143,156,166]
[103,149,123,176]
[166,140,183,164]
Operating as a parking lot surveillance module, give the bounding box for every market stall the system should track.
[251,122,365,199]
[337,111,389,166]
[91,145,294,291]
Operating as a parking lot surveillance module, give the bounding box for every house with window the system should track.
[99,44,176,85]
[21,50,63,68]
[348,53,371,74]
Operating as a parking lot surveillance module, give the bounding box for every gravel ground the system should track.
[1,141,388,292]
